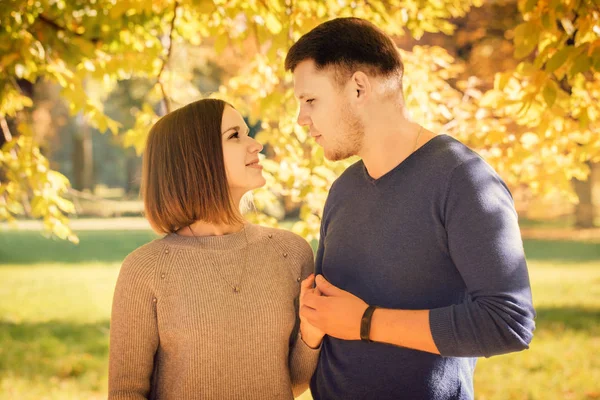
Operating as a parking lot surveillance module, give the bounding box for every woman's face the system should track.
[221,105,265,195]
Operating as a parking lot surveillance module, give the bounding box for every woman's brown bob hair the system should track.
[141,98,243,234]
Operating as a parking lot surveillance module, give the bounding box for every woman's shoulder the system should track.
[251,224,314,258]
[120,238,167,271]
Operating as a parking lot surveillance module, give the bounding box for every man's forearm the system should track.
[369,308,440,355]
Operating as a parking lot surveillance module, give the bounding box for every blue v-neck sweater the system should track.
[310,135,535,400]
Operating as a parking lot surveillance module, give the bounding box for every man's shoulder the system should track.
[427,134,481,169]
[412,134,499,189]
[430,136,511,206]
[438,135,502,178]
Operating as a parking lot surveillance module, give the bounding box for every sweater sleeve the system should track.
[429,156,536,358]
[289,240,321,397]
[108,249,160,399]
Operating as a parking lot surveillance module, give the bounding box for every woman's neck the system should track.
[177,220,245,237]
[175,190,249,237]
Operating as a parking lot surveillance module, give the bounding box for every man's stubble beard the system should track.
[326,102,365,162]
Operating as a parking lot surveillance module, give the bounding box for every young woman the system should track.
[108,99,323,400]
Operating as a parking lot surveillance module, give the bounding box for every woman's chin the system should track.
[245,177,267,191]
[254,176,267,189]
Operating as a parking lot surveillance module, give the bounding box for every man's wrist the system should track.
[360,305,378,342]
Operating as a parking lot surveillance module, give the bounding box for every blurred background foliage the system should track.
[1,0,600,242]
[2,1,600,399]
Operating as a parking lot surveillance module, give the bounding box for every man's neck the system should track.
[359,119,426,180]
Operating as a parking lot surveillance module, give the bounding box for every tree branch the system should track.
[0,115,13,143]
[157,1,179,114]
[258,0,270,12]
[38,14,100,43]
[252,21,262,53]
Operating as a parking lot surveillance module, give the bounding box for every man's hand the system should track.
[299,274,325,348]
[300,274,369,341]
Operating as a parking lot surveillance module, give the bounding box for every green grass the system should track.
[0,230,158,264]
[523,239,600,264]
[472,262,600,400]
[0,264,117,400]
[1,228,599,399]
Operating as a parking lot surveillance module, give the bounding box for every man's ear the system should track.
[350,71,371,104]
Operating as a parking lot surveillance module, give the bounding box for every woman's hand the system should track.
[299,274,325,349]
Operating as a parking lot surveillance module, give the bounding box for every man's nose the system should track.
[297,109,311,127]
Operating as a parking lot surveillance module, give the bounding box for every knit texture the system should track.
[108,223,319,400]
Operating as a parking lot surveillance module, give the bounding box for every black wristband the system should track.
[360,305,378,342]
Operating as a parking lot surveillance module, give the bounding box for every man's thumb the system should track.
[315,274,339,296]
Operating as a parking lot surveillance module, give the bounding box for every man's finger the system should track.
[315,274,343,296]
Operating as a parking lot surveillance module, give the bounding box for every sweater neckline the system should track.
[361,134,449,185]
[161,223,262,251]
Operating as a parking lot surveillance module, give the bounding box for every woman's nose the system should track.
[249,137,263,153]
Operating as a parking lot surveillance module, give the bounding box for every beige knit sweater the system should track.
[108,223,320,400]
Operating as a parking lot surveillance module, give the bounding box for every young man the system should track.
[285,17,535,400]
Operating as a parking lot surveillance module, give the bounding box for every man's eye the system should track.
[306,99,315,104]
[229,132,240,139]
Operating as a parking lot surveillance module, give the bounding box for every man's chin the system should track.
[324,148,353,162]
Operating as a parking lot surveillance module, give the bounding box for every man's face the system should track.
[293,60,364,161]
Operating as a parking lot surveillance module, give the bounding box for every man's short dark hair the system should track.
[285,17,404,87]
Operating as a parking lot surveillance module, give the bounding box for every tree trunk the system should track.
[72,113,94,191]
[573,161,597,228]
[124,149,141,195]
[0,117,13,184]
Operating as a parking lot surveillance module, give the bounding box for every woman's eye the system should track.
[229,132,240,139]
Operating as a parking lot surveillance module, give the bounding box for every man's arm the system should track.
[370,309,438,353]
[302,276,439,353]
[428,156,535,357]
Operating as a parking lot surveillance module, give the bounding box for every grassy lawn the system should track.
[0,228,599,399]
